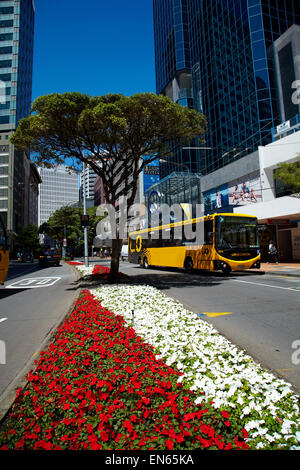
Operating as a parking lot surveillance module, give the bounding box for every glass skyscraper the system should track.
[0,0,35,234]
[153,0,300,177]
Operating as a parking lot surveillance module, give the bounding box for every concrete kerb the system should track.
[0,261,83,424]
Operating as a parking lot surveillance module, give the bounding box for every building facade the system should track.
[153,0,300,178]
[38,166,79,226]
[200,127,300,261]
[0,0,35,236]
[79,163,98,206]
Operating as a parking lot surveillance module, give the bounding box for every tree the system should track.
[15,224,40,254]
[11,92,206,280]
[39,205,102,256]
[273,159,300,193]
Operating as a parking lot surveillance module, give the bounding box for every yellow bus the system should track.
[128,213,260,275]
[0,214,9,284]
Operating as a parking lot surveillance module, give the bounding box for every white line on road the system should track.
[0,318,7,323]
[5,277,61,289]
[230,279,300,292]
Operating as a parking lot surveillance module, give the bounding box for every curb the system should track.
[0,262,82,424]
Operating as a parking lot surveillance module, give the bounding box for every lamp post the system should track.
[82,160,89,268]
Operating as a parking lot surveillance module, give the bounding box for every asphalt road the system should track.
[117,260,300,393]
[0,260,79,416]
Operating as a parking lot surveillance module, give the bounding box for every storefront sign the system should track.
[267,219,291,225]
[276,120,290,134]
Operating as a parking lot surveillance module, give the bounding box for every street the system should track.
[0,260,79,414]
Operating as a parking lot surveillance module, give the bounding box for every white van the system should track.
[120,244,128,261]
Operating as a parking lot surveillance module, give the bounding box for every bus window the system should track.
[204,220,214,244]
[0,217,7,250]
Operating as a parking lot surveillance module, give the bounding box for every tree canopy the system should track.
[39,206,102,255]
[273,159,300,193]
[11,92,206,205]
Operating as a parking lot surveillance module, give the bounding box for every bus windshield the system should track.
[216,216,259,251]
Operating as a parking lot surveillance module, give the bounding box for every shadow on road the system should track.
[0,288,27,299]
[66,266,238,292]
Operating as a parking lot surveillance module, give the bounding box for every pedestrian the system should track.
[17,251,21,262]
[268,240,278,263]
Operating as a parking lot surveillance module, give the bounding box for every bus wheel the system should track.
[221,263,231,275]
[143,257,149,269]
[184,257,193,273]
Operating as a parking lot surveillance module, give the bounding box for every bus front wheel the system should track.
[221,263,231,275]
[184,258,193,273]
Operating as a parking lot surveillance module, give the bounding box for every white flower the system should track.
[71,278,300,450]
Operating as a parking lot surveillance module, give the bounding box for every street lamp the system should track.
[82,160,89,268]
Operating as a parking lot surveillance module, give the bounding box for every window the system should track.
[0,46,12,54]
[0,116,9,124]
[0,60,12,68]
[0,20,13,28]
[0,7,14,14]
[204,220,214,244]
[0,33,13,42]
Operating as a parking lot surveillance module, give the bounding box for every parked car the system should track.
[21,251,34,263]
[39,249,60,267]
[120,244,128,261]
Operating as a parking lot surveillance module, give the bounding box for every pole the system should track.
[62,224,66,258]
[83,160,89,267]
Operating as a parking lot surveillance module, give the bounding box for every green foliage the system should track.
[40,206,103,249]
[11,92,206,206]
[15,224,40,253]
[11,91,206,277]
[273,159,300,192]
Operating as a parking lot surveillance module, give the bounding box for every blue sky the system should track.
[32,0,156,101]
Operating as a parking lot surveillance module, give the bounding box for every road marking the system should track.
[0,318,7,323]
[5,277,61,289]
[230,279,300,292]
[199,312,233,318]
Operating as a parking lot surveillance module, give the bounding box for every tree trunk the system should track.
[109,238,123,282]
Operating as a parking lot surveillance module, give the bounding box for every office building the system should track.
[0,0,35,235]
[80,163,99,206]
[38,166,79,226]
[153,0,300,177]
[273,24,300,123]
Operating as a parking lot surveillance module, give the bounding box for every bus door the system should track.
[190,219,214,270]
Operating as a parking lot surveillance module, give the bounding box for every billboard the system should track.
[143,159,160,194]
[203,183,229,213]
[228,171,262,206]
[203,171,262,213]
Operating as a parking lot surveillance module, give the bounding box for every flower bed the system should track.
[90,284,300,450]
[91,265,128,280]
[0,291,248,450]
[66,261,84,266]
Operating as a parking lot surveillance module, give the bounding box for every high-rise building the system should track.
[79,163,99,206]
[153,0,300,177]
[273,24,300,123]
[0,0,35,235]
[38,166,79,226]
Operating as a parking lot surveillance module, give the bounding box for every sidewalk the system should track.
[255,262,300,277]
